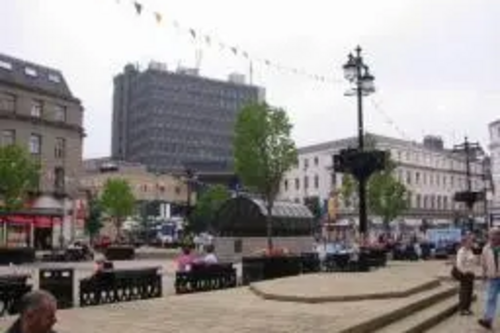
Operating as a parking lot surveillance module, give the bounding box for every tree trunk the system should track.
[383,218,391,235]
[115,217,122,243]
[266,202,274,251]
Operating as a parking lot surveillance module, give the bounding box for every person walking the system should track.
[478,228,500,330]
[456,234,476,315]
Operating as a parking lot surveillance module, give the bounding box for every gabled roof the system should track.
[0,53,77,101]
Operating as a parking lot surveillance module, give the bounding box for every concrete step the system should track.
[342,284,458,333]
[374,295,458,333]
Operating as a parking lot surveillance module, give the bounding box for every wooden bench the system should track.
[79,267,162,307]
[175,263,237,294]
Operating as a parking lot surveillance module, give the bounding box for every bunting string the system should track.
[115,0,343,84]
[115,0,413,141]
[369,98,412,141]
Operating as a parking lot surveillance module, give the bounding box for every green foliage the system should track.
[339,174,356,208]
[0,145,40,212]
[191,185,230,232]
[100,178,136,235]
[367,163,409,229]
[85,198,103,239]
[234,102,298,248]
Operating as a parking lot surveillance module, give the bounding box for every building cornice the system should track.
[396,162,485,178]
[0,111,86,137]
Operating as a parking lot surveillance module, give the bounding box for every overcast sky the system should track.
[1,0,499,158]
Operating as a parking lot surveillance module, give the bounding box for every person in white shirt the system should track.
[202,244,218,264]
[456,234,476,315]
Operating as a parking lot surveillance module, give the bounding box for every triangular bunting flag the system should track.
[134,1,143,15]
[231,47,238,55]
[205,35,211,45]
[264,60,271,66]
[154,12,162,24]
[189,29,196,39]
[243,51,249,58]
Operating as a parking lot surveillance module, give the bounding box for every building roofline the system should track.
[118,63,264,91]
[297,132,423,154]
[0,78,82,105]
[489,119,500,128]
[0,53,80,103]
[297,132,485,163]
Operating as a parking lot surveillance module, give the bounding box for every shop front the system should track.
[0,213,62,250]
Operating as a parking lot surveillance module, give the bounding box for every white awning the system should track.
[31,195,63,210]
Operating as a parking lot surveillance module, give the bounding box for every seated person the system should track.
[202,244,218,264]
[94,259,114,274]
[176,246,195,272]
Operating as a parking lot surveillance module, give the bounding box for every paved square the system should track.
[0,261,463,333]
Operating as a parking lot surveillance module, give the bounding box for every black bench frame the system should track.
[79,267,162,307]
[175,263,237,294]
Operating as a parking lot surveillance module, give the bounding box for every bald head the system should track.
[19,290,57,315]
[489,228,500,246]
[18,290,57,333]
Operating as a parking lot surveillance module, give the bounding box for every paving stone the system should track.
[0,261,462,333]
[431,284,498,333]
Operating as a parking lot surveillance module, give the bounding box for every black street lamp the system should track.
[453,137,484,232]
[342,46,376,236]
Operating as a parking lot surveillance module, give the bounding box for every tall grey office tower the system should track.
[112,63,265,173]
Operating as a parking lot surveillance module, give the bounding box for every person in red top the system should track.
[176,246,195,272]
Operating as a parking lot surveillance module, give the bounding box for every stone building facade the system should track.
[489,120,500,223]
[0,53,84,248]
[279,133,488,226]
[111,63,265,173]
[81,158,193,239]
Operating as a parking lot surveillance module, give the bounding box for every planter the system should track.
[242,255,302,285]
[0,247,35,265]
[300,252,321,273]
[361,248,387,268]
[104,245,135,261]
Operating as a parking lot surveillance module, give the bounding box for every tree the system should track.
[0,145,40,212]
[339,174,356,209]
[367,160,409,231]
[234,103,298,250]
[191,185,230,233]
[85,197,103,242]
[338,136,408,230]
[100,178,135,240]
[304,196,322,235]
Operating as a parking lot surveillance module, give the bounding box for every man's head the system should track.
[18,290,57,333]
[489,228,500,246]
[205,244,215,254]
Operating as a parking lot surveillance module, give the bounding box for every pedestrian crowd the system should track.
[452,227,500,330]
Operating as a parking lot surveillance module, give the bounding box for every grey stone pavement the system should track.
[431,283,498,333]
[0,261,458,333]
[0,259,495,332]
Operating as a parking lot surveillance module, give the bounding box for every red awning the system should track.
[1,215,62,227]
